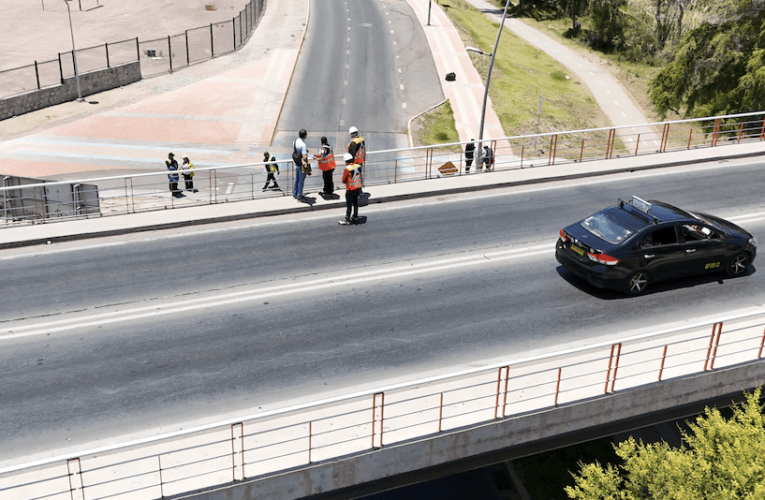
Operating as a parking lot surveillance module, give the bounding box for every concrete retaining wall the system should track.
[0,62,141,120]
[181,359,765,500]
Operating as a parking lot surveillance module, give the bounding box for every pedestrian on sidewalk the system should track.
[339,153,362,225]
[262,151,281,191]
[180,155,198,192]
[165,152,180,196]
[314,136,336,196]
[293,129,308,200]
[464,139,475,173]
[347,126,366,192]
[482,145,494,172]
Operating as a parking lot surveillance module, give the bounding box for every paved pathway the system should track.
[0,0,307,180]
[406,0,508,148]
[464,0,661,149]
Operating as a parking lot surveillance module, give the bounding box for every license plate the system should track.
[571,245,585,256]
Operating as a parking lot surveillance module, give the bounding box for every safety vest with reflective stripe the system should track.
[344,164,362,191]
[317,146,336,172]
[347,137,366,164]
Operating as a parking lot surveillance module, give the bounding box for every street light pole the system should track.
[467,0,512,162]
[64,0,84,102]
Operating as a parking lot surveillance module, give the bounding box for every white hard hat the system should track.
[343,153,354,162]
[182,155,189,160]
[348,126,358,135]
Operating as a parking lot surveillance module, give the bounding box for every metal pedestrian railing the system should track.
[0,0,266,99]
[2,308,764,500]
[2,110,765,227]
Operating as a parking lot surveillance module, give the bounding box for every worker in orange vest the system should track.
[347,126,366,191]
[314,136,336,196]
[339,153,362,225]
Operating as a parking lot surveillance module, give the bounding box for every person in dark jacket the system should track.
[464,139,475,173]
[262,151,281,191]
[165,152,180,196]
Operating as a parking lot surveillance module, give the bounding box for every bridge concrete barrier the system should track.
[182,359,765,500]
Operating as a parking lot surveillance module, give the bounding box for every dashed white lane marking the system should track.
[402,103,407,109]
[400,84,404,89]
[622,112,627,117]
[614,101,619,106]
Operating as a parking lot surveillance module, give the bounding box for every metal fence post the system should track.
[232,18,236,50]
[135,37,140,62]
[34,61,41,89]
[210,23,214,57]
[168,35,173,73]
[58,53,64,84]
[105,43,110,68]
[185,30,190,65]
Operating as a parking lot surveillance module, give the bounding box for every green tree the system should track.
[566,388,765,500]
[582,0,627,49]
[649,0,765,118]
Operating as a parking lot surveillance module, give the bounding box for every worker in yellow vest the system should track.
[347,126,366,192]
[339,153,362,225]
[314,136,336,196]
[181,155,198,193]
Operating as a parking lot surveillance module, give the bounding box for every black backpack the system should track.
[292,140,303,166]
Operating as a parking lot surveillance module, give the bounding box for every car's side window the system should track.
[647,226,678,246]
[682,224,718,241]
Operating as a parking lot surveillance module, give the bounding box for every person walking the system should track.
[346,126,366,191]
[314,136,336,196]
[293,129,308,200]
[165,152,180,196]
[262,151,281,191]
[464,139,475,173]
[482,145,494,172]
[339,153,362,225]
[180,155,198,192]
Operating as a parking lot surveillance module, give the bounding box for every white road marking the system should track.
[1,244,554,340]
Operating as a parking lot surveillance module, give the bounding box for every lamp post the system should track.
[465,0,512,160]
[63,0,84,102]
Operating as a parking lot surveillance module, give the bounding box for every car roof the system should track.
[604,198,697,231]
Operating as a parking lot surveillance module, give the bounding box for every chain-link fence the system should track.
[0,0,266,99]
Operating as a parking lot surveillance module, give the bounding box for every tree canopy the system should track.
[650,0,765,118]
[565,389,765,500]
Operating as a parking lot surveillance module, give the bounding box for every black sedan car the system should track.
[556,197,757,295]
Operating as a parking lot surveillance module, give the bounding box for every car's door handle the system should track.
[686,249,696,253]
[644,254,655,258]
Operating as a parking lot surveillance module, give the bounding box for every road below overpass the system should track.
[1,159,764,465]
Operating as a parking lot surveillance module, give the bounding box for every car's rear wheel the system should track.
[725,252,750,277]
[624,271,650,295]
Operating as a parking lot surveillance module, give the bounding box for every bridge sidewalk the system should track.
[3,141,764,249]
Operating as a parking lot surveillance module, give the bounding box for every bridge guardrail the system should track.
[2,308,764,500]
[3,111,765,227]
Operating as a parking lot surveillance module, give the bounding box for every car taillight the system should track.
[587,252,620,265]
[559,229,568,242]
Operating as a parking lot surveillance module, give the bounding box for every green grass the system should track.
[495,6,666,123]
[411,100,461,150]
[441,0,611,137]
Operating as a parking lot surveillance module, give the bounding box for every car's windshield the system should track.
[580,212,633,244]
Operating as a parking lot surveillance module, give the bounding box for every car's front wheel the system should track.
[624,271,650,295]
[725,252,750,277]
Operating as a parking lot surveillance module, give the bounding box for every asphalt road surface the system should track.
[273,0,443,154]
[1,159,764,464]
